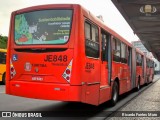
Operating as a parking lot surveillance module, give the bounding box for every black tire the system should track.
[150,75,154,83]
[137,79,140,91]
[110,82,119,106]
[145,77,149,86]
[146,77,149,85]
[2,73,6,85]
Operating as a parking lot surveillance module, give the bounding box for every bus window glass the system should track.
[151,61,153,68]
[85,22,99,58]
[112,39,116,50]
[0,52,6,64]
[101,31,110,61]
[149,60,154,68]
[92,26,98,42]
[14,10,72,45]
[121,43,127,63]
[147,59,150,68]
[116,40,121,57]
[136,53,142,66]
[139,55,142,66]
[153,61,154,68]
[85,22,91,40]
[113,38,121,62]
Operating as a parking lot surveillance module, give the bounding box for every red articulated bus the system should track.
[135,48,145,90]
[146,57,154,83]
[6,4,155,106]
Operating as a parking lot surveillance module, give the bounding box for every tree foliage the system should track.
[0,35,8,49]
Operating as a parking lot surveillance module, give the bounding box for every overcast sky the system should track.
[0,0,139,42]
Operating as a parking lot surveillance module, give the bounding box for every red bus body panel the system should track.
[6,4,155,106]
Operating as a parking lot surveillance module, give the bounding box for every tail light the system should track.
[62,59,73,83]
[10,60,16,79]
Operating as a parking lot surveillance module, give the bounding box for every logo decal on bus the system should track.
[24,62,32,71]
[32,64,47,67]
[12,54,18,61]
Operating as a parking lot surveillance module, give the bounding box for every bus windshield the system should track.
[14,9,72,45]
[0,52,6,64]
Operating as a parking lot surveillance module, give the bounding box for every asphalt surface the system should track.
[0,75,159,120]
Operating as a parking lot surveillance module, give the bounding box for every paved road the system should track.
[108,75,160,120]
[0,75,159,120]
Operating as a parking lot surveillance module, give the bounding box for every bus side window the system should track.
[85,22,91,40]
[121,42,127,63]
[136,53,142,66]
[150,61,153,68]
[85,21,99,58]
[113,38,121,62]
[148,60,151,68]
[101,31,110,61]
[147,59,149,68]
[136,53,139,66]
[148,60,150,68]
[127,47,132,66]
[149,60,154,68]
[92,25,99,43]
[0,52,6,64]
[139,55,142,66]
[0,52,2,63]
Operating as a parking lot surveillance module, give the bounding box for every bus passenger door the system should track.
[127,47,132,90]
[81,21,101,105]
[130,47,136,89]
[99,31,111,104]
[142,56,145,84]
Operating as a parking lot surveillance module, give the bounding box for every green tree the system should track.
[0,34,8,49]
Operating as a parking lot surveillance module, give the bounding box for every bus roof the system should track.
[135,48,144,56]
[81,5,133,47]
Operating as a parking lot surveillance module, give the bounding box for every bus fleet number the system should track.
[85,63,94,69]
[44,55,68,62]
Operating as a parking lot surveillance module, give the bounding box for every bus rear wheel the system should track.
[110,82,119,106]
[146,77,149,85]
[2,73,6,85]
[137,79,140,91]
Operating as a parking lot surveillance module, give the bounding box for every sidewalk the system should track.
[109,75,160,120]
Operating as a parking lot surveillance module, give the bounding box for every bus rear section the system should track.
[148,59,154,83]
[0,49,7,84]
[135,50,144,90]
[6,5,85,103]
